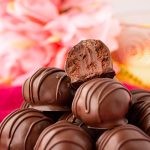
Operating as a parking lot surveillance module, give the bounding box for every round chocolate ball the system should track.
[0,108,54,150]
[65,39,115,88]
[72,78,131,128]
[22,67,74,111]
[34,121,93,150]
[96,124,150,150]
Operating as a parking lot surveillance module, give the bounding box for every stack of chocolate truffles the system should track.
[0,39,150,150]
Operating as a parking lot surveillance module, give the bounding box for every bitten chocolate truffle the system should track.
[34,121,93,150]
[65,39,115,87]
[0,108,54,150]
[96,124,150,150]
[22,67,74,111]
[127,89,150,136]
[72,78,131,128]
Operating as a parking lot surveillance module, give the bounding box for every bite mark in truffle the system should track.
[65,39,115,87]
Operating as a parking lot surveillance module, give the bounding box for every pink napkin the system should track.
[0,86,23,122]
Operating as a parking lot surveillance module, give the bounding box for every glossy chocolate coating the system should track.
[96,124,150,150]
[58,112,105,140]
[0,108,54,150]
[130,89,150,104]
[34,121,93,150]
[58,112,81,125]
[65,39,115,87]
[127,89,150,136]
[22,67,74,111]
[20,102,68,122]
[21,101,30,109]
[21,101,71,111]
[72,78,131,128]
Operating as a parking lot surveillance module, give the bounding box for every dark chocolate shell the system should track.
[96,124,150,150]
[22,67,74,111]
[0,108,54,150]
[34,121,93,150]
[72,78,131,128]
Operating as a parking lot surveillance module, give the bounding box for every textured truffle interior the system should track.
[65,39,115,85]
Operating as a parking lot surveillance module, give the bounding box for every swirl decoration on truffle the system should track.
[37,68,66,103]
[34,121,93,150]
[22,67,74,107]
[29,67,46,103]
[0,108,54,150]
[72,78,131,128]
[96,124,150,150]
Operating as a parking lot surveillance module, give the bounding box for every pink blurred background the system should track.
[0,0,150,121]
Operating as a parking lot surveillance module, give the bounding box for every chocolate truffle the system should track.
[22,67,74,111]
[34,121,93,150]
[127,89,150,136]
[72,78,131,128]
[0,108,54,150]
[96,124,150,150]
[65,39,115,87]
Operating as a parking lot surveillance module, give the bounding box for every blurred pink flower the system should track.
[45,2,120,49]
[0,0,120,86]
[7,0,59,23]
[0,31,61,84]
